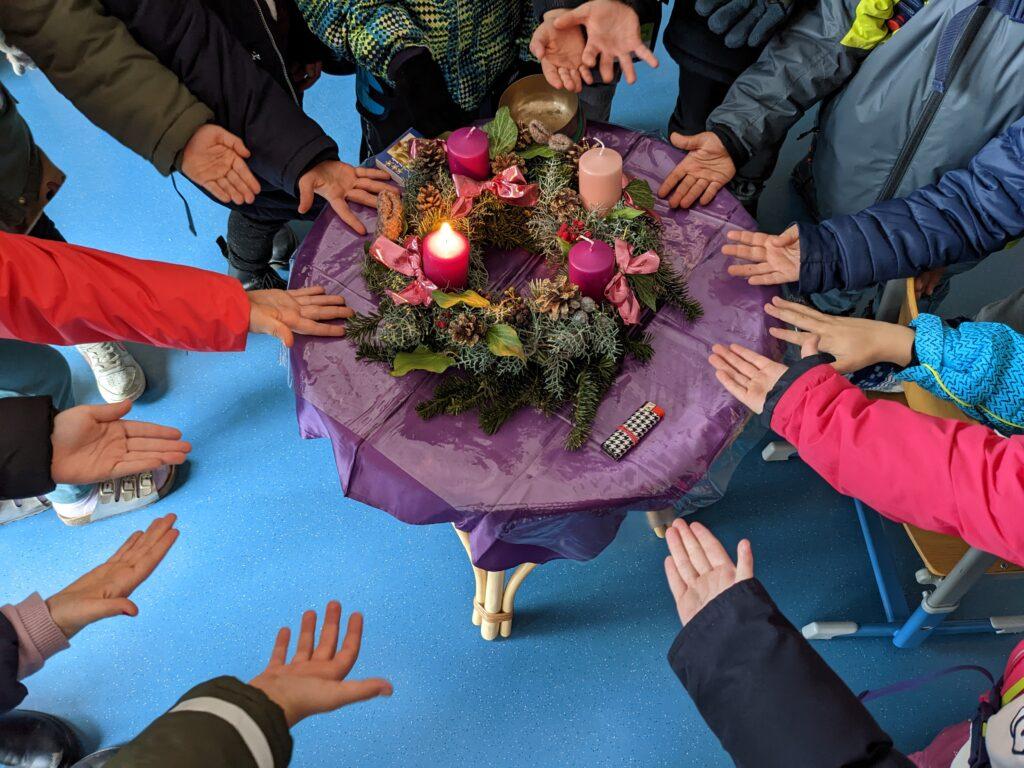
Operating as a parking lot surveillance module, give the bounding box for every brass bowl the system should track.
[498,74,585,141]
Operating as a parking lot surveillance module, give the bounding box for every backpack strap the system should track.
[858,664,996,702]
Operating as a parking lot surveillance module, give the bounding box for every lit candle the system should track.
[568,237,615,300]
[578,140,623,215]
[422,221,470,290]
[446,126,490,180]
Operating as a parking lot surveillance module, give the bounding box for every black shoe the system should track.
[0,710,83,768]
[217,236,288,291]
[269,226,299,272]
[70,747,120,768]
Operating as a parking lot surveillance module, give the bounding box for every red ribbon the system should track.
[603,239,660,325]
[450,166,540,218]
[370,236,438,306]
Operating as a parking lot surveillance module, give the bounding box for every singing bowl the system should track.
[498,75,585,141]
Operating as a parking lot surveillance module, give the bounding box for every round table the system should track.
[288,123,777,640]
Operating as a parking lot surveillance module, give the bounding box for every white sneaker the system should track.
[55,465,178,526]
[0,496,51,525]
[76,342,146,403]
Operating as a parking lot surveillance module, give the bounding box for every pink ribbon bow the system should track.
[450,166,540,218]
[370,236,437,306]
[603,238,660,325]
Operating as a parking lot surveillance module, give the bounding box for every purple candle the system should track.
[568,238,615,300]
[446,126,491,180]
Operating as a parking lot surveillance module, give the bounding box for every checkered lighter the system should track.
[601,402,665,461]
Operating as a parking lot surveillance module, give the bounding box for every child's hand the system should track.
[708,342,790,413]
[551,0,659,85]
[297,161,398,235]
[658,132,735,209]
[765,297,916,373]
[724,225,800,285]
[664,520,753,626]
[530,11,587,92]
[249,601,392,728]
[248,286,355,347]
[180,124,261,206]
[46,514,180,638]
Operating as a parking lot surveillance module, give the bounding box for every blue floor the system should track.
[4,31,1024,768]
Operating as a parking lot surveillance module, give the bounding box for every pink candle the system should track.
[446,126,490,180]
[422,222,470,290]
[578,142,623,215]
[568,238,615,300]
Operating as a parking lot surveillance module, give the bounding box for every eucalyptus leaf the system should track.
[628,274,659,312]
[390,346,454,377]
[624,178,656,211]
[607,206,647,221]
[519,144,556,160]
[485,324,526,360]
[556,237,571,257]
[432,289,491,308]
[483,106,518,158]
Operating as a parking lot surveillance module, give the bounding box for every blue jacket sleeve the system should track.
[799,117,1024,295]
[896,314,1024,435]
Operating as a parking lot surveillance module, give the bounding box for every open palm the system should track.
[46,514,180,637]
[250,602,392,727]
[724,225,801,285]
[530,17,586,92]
[658,132,736,209]
[50,401,190,485]
[180,124,261,206]
[664,520,754,625]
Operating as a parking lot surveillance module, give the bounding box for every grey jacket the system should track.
[708,0,1024,220]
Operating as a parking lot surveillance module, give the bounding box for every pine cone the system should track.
[549,188,584,221]
[413,138,447,170]
[566,139,592,170]
[529,275,580,320]
[491,152,521,176]
[448,313,486,346]
[516,121,534,150]
[417,183,443,215]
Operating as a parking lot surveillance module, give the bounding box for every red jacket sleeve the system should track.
[0,233,249,351]
[771,365,1024,566]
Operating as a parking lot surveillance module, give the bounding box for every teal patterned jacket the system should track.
[296,0,535,109]
[896,314,1024,435]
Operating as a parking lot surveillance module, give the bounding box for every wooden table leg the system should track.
[453,525,538,641]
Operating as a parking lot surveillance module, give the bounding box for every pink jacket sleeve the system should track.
[770,365,1024,567]
[0,232,250,351]
[0,593,69,679]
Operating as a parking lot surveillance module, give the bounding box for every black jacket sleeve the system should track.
[0,396,56,500]
[0,613,28,715]
[100,0,338,196]
[668,579,914,768]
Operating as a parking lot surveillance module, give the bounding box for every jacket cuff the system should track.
[760,356,836,428]
[708,124,750,170]
[173,676,293,767]
[159,103,214,176]
[0,396,57,499]
[534,0,576,20]
[797,222,843,295]
[0,593,69,679]
[283,135,341,197]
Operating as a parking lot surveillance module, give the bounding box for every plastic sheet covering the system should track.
[289,123,780,570]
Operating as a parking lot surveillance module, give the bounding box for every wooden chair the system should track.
[802,278,1024,647]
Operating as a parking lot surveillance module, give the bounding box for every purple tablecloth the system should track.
[289,123,778,570]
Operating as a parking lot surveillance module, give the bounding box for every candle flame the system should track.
[431,221,467,259]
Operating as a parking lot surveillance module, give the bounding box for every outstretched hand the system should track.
[180,124,262,206]
[724,225,800,285]
[530,11,587,92]
[708,342,795,413]
[248,286,355,347]
[764,297,915,373]
[297,161,398,236]
[46,514,180,638]
[50,401,190,485]
[658,132,736,209]
[664,520,753,626]
[551,0,659,85]
[250,601,393,727]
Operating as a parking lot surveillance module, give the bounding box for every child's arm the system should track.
[799,117,1024,295]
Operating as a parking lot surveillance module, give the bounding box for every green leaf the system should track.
[519,144,555,160]
[390,346,454,377]
[624,178,656,211]
[607,206,647,221]
[485,324,526,360]
[432,289,491,309]
[483,106,517,158]
[629,273,659,312]
[556,237,571,257]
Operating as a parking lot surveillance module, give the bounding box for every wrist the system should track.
[880,325,916,367]
[249,676,298,728]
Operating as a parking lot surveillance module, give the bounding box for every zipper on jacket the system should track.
[250,0,300,106]
[875,5,990,202]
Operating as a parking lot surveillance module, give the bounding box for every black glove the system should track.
[694,0,795,48]
[390,48,471,137]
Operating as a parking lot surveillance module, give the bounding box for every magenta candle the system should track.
[422,222,470,290]
[578,142,623,215]
[446,126,490,180]
[568,237,615,300]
